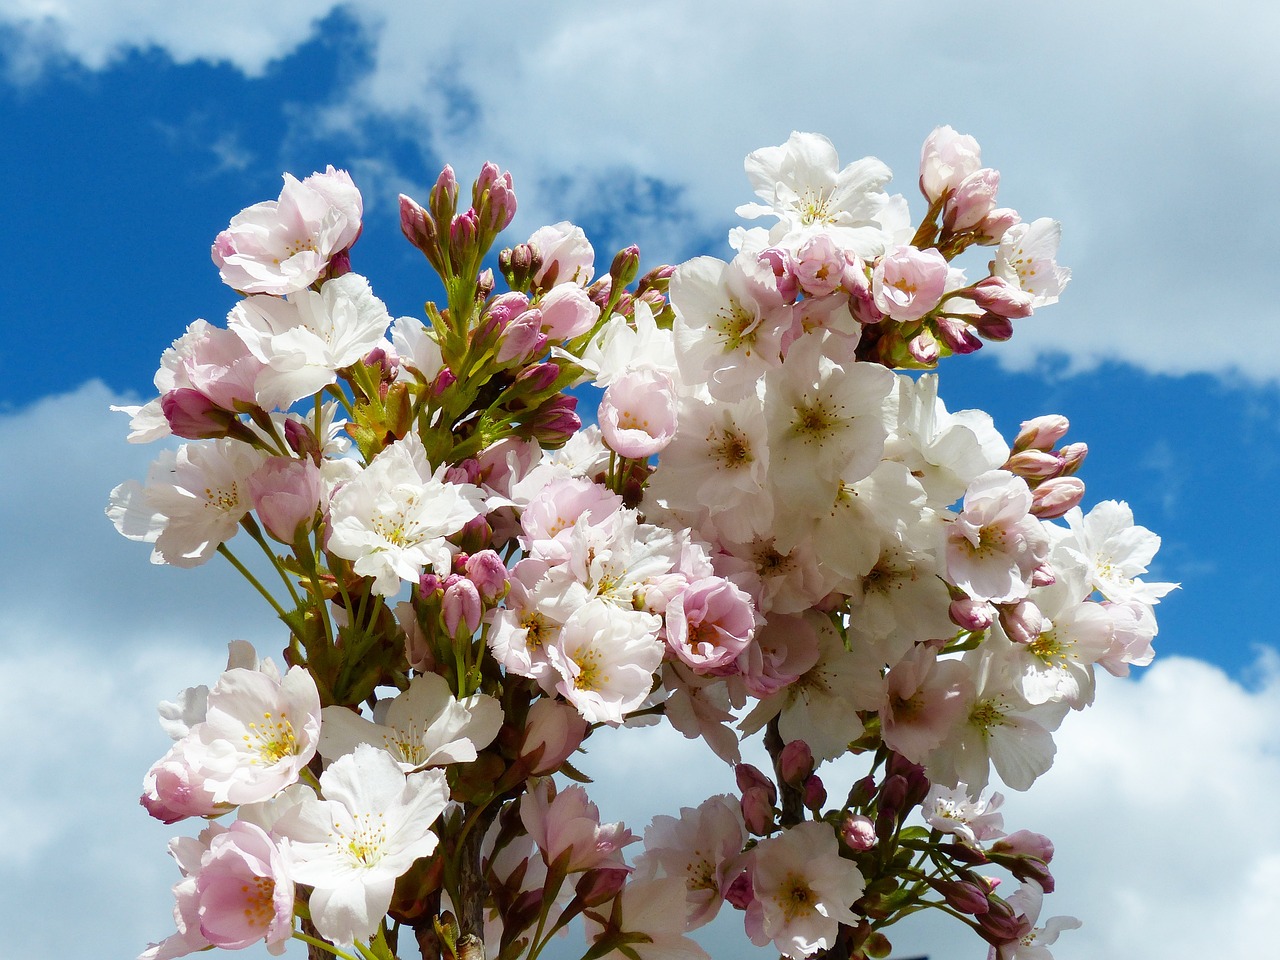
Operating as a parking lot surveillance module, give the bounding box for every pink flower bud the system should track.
[513,362,561,395]
[973,276,1035,319]
[841,814,877,851]
[998,599,1044,644]
[878,773,908,818]
[1057,442,1088,475]
[970,312,1015,341]
[248,456,323,544]
[993,830,1055,862]
[908,330,940,365]
[520,698,589,776]
[920,125,982,203]
[935,879,990,915]
[431,367,458,397]
[419,572,443,597]
[723,870,754,910]
[935,317,983,354]
[400,193,441,266]
[496,309,546,365]
[759,247,800,302]
[538,283,600,340]
[575,866,630,907]
[1004,449,1063,480]
[465,550,509,603]
[283,418,320,461]
[161,388,235,440]
[1030,476,1086,519]
[735,763,776,804]
[950,597,996,631]
[450,208,479,257]
[975,208,1021,245]
[977,898,1031,945]
[1014,415,1070,452]
[524,395,580,446]
[609,244,641,288]
[795,234,845,298]
[443,578,482,636]
[802,774,826,810]
[474,162,516,233]
[944,168,1001,231]
[486,291,531,327]
[429,165,458,225]
[778,740,814,787]
[1030,563,1056,588]
[599,370,679,459]
[740,789,774,837]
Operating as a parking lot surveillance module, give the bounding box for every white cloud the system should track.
[6,1,1278,379]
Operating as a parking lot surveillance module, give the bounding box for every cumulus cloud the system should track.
[4,1,1278,379]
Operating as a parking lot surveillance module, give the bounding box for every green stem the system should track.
[217,543,288,620]
[293,931,361,960]
[244,520,303,608]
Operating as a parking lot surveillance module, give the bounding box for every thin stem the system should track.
[217,543,288,620]
[293,932,361,960]
[244,520,303,608]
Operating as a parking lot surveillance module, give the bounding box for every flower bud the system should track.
[950,597,996,631]
[998,599,1044,644]
[723,870,754,910]
[735,763,776,803]
[500,243,541,292]
[934,317,983,355]
[802,774,826,811]
[878,773,908,818]
[1030,476,1086,519]
[976,897,1030,945]
[1030,563,1056,588]
[520,698,588,776]
[848,775,877,808]
[919,125,982,203]
[419,572,443,598]
[1004,449,1063,480]
[476,268,495,300]
[443,578,482,636]
[474,162,516,234]
[400,193,442,268]
[975,208,1021,245]
[970,313,1015,341]
[778,740,814,787]
[609,244,641,288]
[465,550,509,603]
[523,395,580,447]
[992,829,1055,862]
[248,456,323,543]
[1057,442,1088,475]
[841,813,877,851]
[496,309,546,366]
[1013,414,1071,452]
[449,209,480,266]
[429,165,458,226]
[944,168,1000,231]
[575,866,630,907]
[972,276,1035,320]
[934,879,990,915]
[538,283,600,340]
[161,388,236,440]
[759,247,800,302]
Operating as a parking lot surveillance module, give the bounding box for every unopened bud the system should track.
[520,698,588,776]
[500,243,541,291]
[934,317,983,354]
[841,813,877,851]
[1030,563,1056,588]
[878,773,908,818]
[429,165,459,226]
[524,395,580,447]
[1057,442,1088,475]
[400,193,441,267]
[944,168,1000,232]
[476,268,495,300]
[976,897,1030,945]
[574,866,630,907]
[1004,448,1062,480]
[970,313,1015,341]
[950,597,995,632]
[161,388,235,440]
[284,417,321,462]
[802,774,826,810]
[908,330,940,365]
[992,829,1055,862]
[609,244,641,288]
[1030,476,1085,519]
[464,550,508,603]
[934,879,990,915]
[1014,414,1070,452]
[998,600,1044,644]
[443,578,482,636]
[975,208,1021,245]
[777,740,814,787]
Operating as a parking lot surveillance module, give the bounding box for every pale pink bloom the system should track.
[183,665,322,805]
[664,576,758,674]
[1097,599,1157,676]
[141,748,227,824]
[113,319,266,443]
[670,254,793,402]
[318,673,503,770]
[923,782,1007,845]
[519,698,589,775]
[880,644,974,762]
[993,219,1071,308]
[528,220,594,287]
[747,821,864,959]
[740,614,879,762]
[793,232,845,297]
[327,435,486,596]
[579,300,680,387]
[844,543,957,669]
[276,744,449,947]
[871,244,950,321]
[584,876,710,960]
[735,611,822,699]
[548,600,663,724]
[947,470,1050,604]
[486,559,561,686]
[919,126,983,203]
[736,131,902,258]
[635,795,747,930]
[107,439,268,568]
[212,166,362,295]
[248,455,322,543]
[1058,500,1177,605]
[228,272,391,408]
[599,369,679,458]
[538,281,600,339]
[519,476,623,563]
[926,651,1067,792]
[987,882,1081,960]
[520,779,636,873]
[660,663,742,765]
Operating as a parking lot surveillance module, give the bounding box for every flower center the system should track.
[243,711,300,764]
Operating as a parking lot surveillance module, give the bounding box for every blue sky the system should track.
[1,3,1277,959]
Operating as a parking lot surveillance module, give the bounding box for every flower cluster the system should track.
[114,128,1173,960]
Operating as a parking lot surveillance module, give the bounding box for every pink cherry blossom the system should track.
[598,369,679,459]
[871,244,950,321]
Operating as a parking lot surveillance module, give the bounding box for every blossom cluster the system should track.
[112,128,1174,960]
